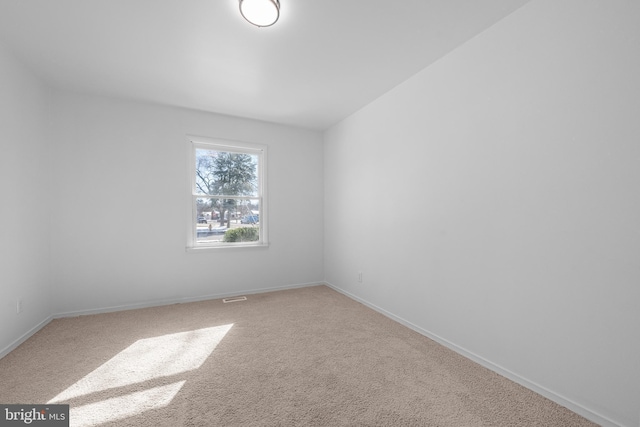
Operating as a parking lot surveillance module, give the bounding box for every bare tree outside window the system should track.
[195,150,258,227]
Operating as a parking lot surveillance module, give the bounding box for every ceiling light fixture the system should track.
[239,0,280,27]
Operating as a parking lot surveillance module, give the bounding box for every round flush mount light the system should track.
[239,0,280,27]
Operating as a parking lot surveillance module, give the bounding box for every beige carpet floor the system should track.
[0,285,597,426]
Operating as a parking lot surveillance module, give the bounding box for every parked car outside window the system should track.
[241,214,259,224]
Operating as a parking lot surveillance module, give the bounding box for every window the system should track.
[187,137,267,250]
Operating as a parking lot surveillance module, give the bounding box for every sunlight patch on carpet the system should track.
[68,381,185,427]
[47,324,233,425]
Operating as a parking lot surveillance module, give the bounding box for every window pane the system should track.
[196,198,259,245]
[194,148,258,197]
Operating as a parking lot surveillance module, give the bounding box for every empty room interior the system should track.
[0,0,638,426]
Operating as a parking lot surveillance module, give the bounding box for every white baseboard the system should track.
[52,281,322,319]
[0,315,53,360]
[323,281,622,427]
[2,282,322,359]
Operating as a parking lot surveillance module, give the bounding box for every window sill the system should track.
[185,242,270,253]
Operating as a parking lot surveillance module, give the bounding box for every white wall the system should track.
[0,43,52,355]
[48,91,324,315]
[324,1,639,426]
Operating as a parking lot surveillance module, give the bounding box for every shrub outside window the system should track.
[187,137,267,250]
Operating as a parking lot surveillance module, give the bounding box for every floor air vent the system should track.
[223,296,247,303]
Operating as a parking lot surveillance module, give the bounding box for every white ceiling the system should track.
[0,0,531,130]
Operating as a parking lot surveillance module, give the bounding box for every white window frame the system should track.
[186,136,268,251]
